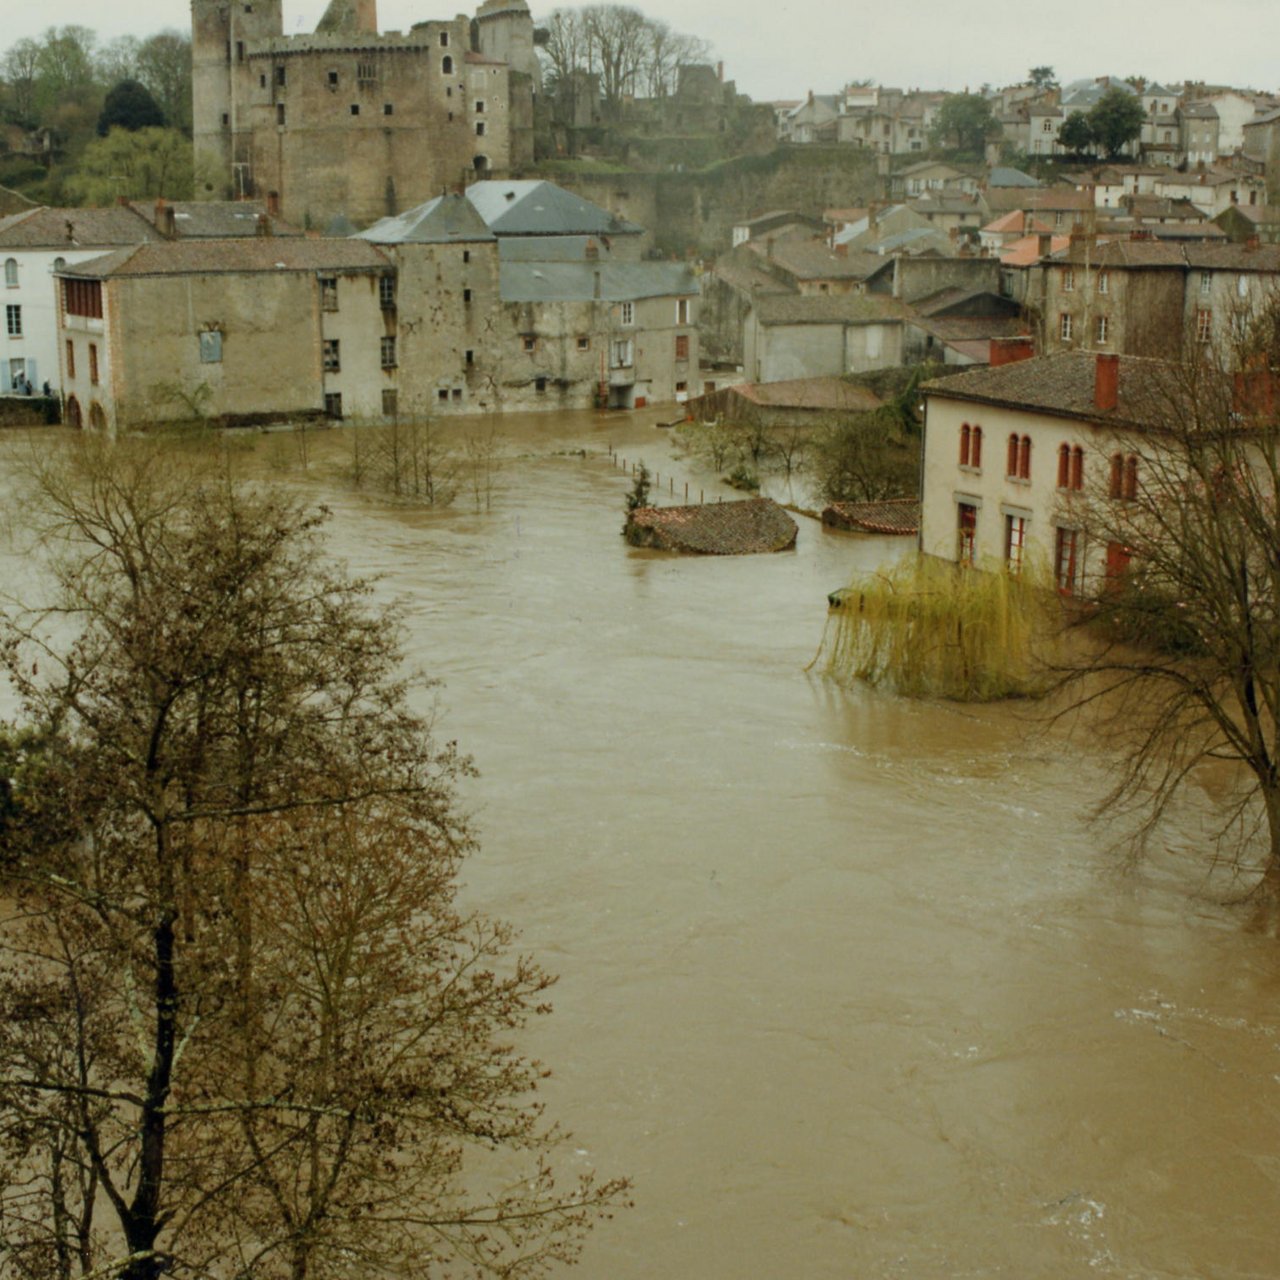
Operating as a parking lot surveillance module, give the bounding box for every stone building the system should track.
[193,0,538,229]
[55,238,394,432]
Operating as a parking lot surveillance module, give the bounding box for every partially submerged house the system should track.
[624,497,798,554]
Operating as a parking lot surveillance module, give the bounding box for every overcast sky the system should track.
[5,0,1277,102]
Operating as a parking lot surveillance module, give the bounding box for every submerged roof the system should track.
[465,180,642,237]
[357,193,496,244]
[707,376,885,412]
[625,498,798,555]
[498,261,695,302]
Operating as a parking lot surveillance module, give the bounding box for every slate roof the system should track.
[988,167,1041,188]
[711,252,790,295]
[924,351,1178,430]
[1061,238,1280,271]
[498,261,695,302]
[822,498,919,535]
[464,180,642,237]
[625,498,798,555]
[753,294,906,326]
[0,205,161,249]
[356,194,496,244]
[127,200,305,238]
[60,238,391,278]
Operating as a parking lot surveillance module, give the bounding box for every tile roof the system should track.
[822,498,919,534]
[127,200,304,238]
[498,261,695,302]
[747,238,889,281]
[923,350,1181,430]
[60,238,391,278]
[1060,238,1280,271]
[0,205,161,249]
[465,180,643,237]
[711,251,790,295]
[753,293,907,326]
[999,233,1071,265]
[982,209,1053,235]
[722,377,884,412]
[625,498,798,555]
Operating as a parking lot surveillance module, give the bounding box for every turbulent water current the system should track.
[5,411,1280,1278]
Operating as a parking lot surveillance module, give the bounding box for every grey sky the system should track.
[5,0,1277,103]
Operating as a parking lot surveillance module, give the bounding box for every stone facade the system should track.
[193,0,536,228]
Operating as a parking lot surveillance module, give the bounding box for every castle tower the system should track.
[316,0,379,34]
[473,0,540,89]
[192,0,285,199]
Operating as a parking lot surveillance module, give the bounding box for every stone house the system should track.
[1243,108,1280,200]
[742,293,906,382]
[1214,204,1280,245]
[1027,104,1065,156]
[1179,102,1221,168]
[919,350,1169,592]
[54,238,394,432]
[779,93,840,144]
[192,0,538,228]
[1153,168,1267,218]
[891,161,977,199]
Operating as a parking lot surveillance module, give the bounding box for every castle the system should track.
[192,0,539,228]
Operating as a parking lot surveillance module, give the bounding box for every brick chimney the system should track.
[1037,232,1052,257]
[833,242,848,258]
[155,197,176,239]
[990,336,1035,366]
[1095,352,1120,412]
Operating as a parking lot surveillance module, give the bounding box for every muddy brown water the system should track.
[5,412,1280,1278]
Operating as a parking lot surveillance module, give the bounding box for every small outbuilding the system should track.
[624,498,798,555]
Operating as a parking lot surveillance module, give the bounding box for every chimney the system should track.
[1037,232,1052,258]
[255,213,273,237]
[155,198,176,239]
[989,336,1035,366]
[116,195,130,207]
[833,242,848,258]
[266,190,281,218]
[1095,352,1120,412]
[1246,234,1260,251]
[717,61,724,82]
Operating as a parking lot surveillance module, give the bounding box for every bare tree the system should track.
[580,5,648,120]
[0,438,626,1277]
[1052,308,1280,889]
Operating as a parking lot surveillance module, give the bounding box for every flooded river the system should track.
[9,411,1280,1277]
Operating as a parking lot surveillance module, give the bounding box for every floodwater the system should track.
[10,411,1280,1278]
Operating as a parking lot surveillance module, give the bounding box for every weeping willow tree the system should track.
[812,555,1060,701]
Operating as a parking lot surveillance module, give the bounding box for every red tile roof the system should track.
[625,498,798,555]
[822,499,919,535]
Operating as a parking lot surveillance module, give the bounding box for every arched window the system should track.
[971,426,982,469]
[442,55,453,75]
[1057,443,1070,488]
[1007,433,1019,477]
[3,258,17,287]
[88,401,107,432]
[1018,435,1031,480]
[53,256,66,272]
[473,154,489,174]
[959,423,971,466]
[1124,455,1138,500]
[1070,446,1084,491]
[66,395,82,429]
[1109,452,1124,498]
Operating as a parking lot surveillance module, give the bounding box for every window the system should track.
[1098,271,1109,295]
[440,31,449,46]
[53,257,65,272]
[199,330,223,363]
[275,65,286,87]
[66,395,81,429]
[957,503,977,565]
[474,100,485,113]
[971,426,982,469]
[675,334,689,360]
[350,104,360,116]
[1057,442,1070,488]
[65,339,74,379]
[384,103,394,116]
[463,288,472,303]
[463,250,470,264]
[236,40,245,61]
[324,392,343,419]
[380,335,397,368]
[88,343,98,385]
[438,388,449,402]
[382,388,398,416]
[1124,455,1138,500]
[5,305,21,337]
[577,336,590,351]
[379,275,396,308]
[1018,435,1031,480]
[1042,119,1054,132]
[1055,526,1080,594]
[1238,274,1249,299]
[1005,514,1028,574]
[676,298,690,324]
[611,338,633,368]
[960,423,971,466]
[452,388,462,401]
[535,376,547,393]
[277,103,285,125]
[620,301,634,326]
[357,62,377,83]
[320,277,338,311]
[442,56,453,74]
[3,258,16,287]
[475,121,485,136]
[1196,308,1212,342]
[1070,446,1084,491]
[1063,268,1074,292]
[522,335,536,353]
[1110,452,1139,500]
[1200,271,1212,295]
[465,349,474,365]
[322,339,340,371]
[1059,312,1072,341]
[1094,314,1109,343]
[328,70,339,86]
